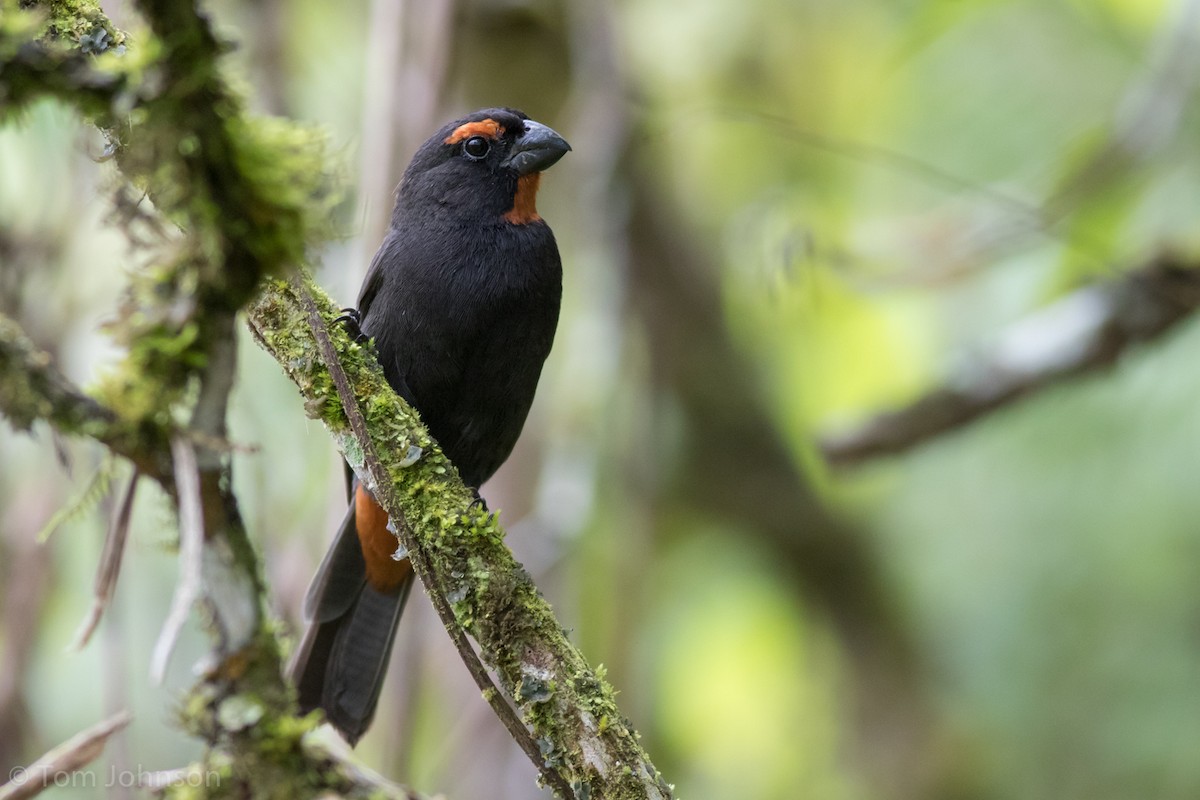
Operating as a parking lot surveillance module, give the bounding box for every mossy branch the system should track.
[0,313,172,478]
[1,2,420,799]
[3,0,670,797]
[247,277,673,800]
[0,33,133,119]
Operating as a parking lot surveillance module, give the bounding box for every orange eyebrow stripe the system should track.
[444,119,505,145]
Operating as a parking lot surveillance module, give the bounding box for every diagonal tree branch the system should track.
[820,256,1200,467]
[248,276,672,800]
[2,2,421,798]
[69,470,139,651]
[0,711,132,800]
[5,2,671,797]
[295,287,575,800]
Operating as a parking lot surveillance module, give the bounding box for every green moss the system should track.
[3,0,345,488]
[167,630,380,799]
[248,275,673,798]
[227,115,345,261]
[5,4,443,798]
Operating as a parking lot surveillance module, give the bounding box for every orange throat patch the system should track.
[504,173,542,225]
[354,485,412,592]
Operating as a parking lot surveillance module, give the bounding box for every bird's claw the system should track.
[334,307,370,345]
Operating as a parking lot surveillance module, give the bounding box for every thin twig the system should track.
[0,711,132,800]
[709,108,1116,275]
[150,438,205,683]
[716,107,1051,227]
[70,471,140,651]
[296,282,576,800]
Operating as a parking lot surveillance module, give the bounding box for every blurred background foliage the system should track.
[2,0,1200,798]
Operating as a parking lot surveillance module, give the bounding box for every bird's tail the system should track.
[288,504,414,745]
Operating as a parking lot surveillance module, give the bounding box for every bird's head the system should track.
[395,108,571,225]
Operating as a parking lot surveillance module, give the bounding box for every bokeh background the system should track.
[3,0,1200,798]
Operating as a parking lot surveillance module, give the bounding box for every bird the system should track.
[288,108,571,745]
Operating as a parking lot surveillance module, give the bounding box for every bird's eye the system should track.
[463,136,490,159]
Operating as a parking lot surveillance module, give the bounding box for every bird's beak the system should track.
[503,120,571,176]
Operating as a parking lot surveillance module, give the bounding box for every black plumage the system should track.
[289,108,570,743]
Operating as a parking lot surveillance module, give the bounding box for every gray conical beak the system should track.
[503,120,571,176]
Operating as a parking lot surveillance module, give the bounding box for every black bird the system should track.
[289,108,570,745]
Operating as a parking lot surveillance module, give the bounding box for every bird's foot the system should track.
[470,488,489,512]
[334,307,370,345]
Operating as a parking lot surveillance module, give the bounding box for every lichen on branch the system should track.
[3,0,670,796]
[0,313,173,478]
[248,277,673,800]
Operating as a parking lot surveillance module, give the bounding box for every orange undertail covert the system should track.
[354,485,412,592]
